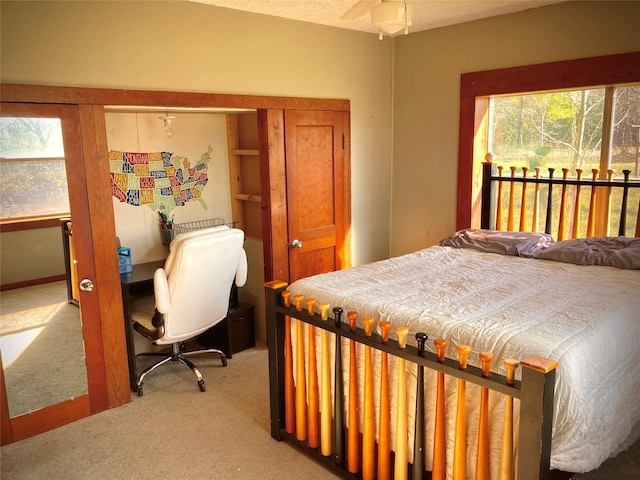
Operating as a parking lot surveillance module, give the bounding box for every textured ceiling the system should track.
[188,0,565,36]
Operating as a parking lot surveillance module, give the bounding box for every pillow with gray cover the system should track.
[439,229,554,257]
[533,236,640,270]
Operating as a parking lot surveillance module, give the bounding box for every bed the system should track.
[265,159,640,480]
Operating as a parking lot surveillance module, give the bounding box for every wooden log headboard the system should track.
[480,155,640,238]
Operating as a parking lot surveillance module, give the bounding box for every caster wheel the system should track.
[221,356,228,367]
[198,380,206,392]
[137,385,144,397]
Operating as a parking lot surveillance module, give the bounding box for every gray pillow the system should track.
[534,236,640,270]
[439,229,554,257]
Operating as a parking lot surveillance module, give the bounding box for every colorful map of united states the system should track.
[109,146,211,214]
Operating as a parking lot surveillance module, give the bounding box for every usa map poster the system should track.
[109,146,211,214]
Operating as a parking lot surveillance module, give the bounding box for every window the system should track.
[457,52,640,234]
[489,85,639,179]
[487,85,640,235]
[0,117,70,221]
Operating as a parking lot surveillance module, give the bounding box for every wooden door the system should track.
[259,109,351,284]
[0,102,128,445]
[284,110,351,282]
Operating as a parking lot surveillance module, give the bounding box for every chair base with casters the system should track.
[134,341,227,397]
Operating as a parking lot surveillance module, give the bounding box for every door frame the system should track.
[0,83,351,433]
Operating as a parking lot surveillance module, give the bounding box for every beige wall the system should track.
[391,1,640,255]
[0,0,394,267]
[0,228,64,285]
[105,111,233,265]
[3,1,640,266]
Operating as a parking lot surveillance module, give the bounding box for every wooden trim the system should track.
[0,83,350,112]
[1,349,91,446]
[56,104,110,416]
[77,105,131,410]
[341,112,352,270]
[0,216,71,232]
[0,356,13,446]
[0,274,66,291]
[457,96,489,231]
[232,149,260,156]
[521,356,560,374]
[259,109,289,283]
[460,51,640,98]
[457,51,640,230]
[6,396,91,445]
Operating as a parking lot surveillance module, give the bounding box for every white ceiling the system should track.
[188,0,565,36]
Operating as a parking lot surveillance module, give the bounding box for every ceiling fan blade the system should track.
[341,0,378,21]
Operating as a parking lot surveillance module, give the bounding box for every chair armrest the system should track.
[153,268,171,314]
[235,248,248,287]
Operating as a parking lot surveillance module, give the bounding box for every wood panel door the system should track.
[0,102,129,446]
[284,110,351,282]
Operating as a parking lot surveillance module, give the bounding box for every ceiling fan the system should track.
[342,0,414,39]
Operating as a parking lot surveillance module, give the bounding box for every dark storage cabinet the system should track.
[198,303,255,358]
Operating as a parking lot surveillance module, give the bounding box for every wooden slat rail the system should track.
[480,157,640,237]
[265,281,559,480]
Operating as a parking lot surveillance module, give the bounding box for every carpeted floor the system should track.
[1,346,638,479]
[0,345,341,480]
[572,439,640,480]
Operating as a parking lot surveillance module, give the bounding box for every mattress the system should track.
[287,246,640,475]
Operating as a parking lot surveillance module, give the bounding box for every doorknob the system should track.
[291,239,303,249]
[79,279,94,292]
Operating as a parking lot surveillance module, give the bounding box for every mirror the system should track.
[0,115,88,418]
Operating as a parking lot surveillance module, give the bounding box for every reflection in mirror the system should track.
[0,115,88,418]
[0,283,87,417]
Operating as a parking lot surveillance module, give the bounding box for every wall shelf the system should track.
[227,113,262,239]
[231,148,259,156]
[233,193,262,202]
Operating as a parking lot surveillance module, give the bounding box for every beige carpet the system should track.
[0,282,87,417]
[1,345,638,479]
[1,345,340,480]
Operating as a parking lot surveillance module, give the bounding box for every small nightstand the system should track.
[197,303,255,359]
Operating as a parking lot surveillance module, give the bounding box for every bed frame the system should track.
[265,157,639,480]
[480,154,640,238]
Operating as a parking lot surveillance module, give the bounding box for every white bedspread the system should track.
[288,246,640,475]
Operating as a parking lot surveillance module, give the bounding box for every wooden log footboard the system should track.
[266,281,559,480]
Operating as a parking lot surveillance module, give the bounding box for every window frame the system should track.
[0,216,69,232]
[457,51,640,231]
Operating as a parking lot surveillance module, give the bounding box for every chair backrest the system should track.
[154,226,247,344]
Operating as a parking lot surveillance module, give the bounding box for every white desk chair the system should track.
[130,226,247,396]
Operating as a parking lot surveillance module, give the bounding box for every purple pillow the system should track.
[534,237,640,270]
[439,229,554,257]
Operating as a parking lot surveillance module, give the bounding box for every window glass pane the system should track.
[611,85,640,178]
[0,117,65,159]
[488,87,640,237]
[610,85,640,234]
[0,117,70,219]
[489,88,605,173]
